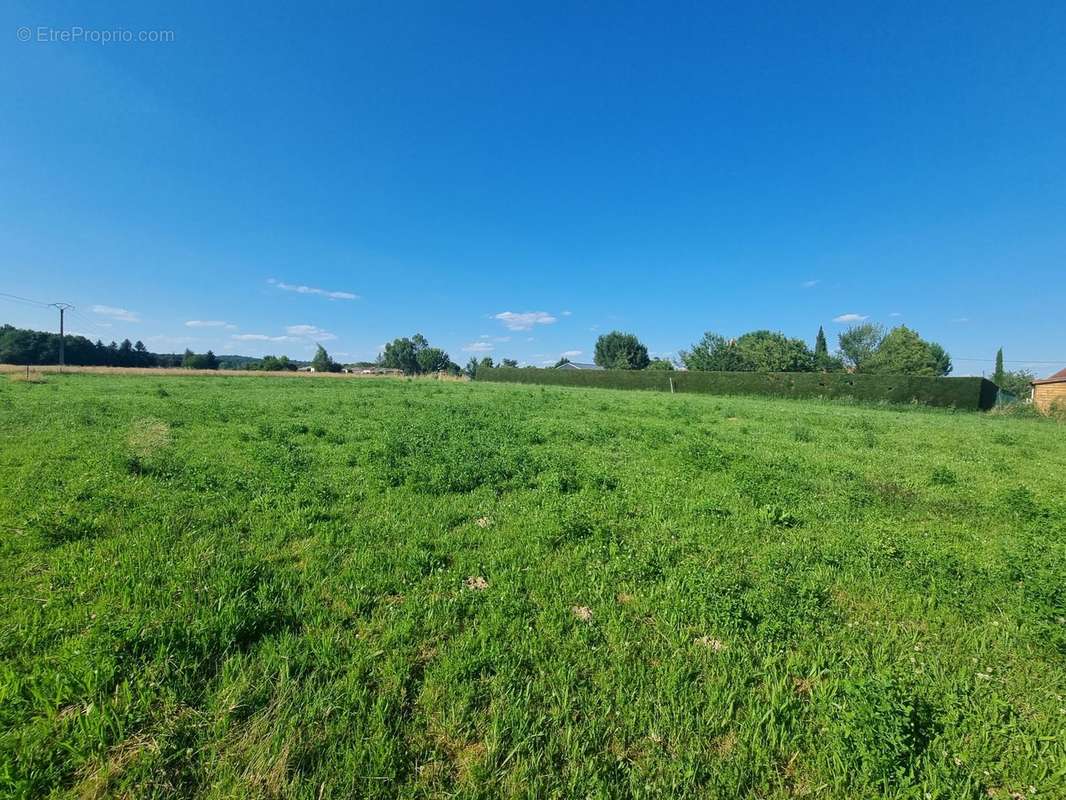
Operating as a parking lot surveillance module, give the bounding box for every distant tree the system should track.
[415,347,450,374]
[553,357,571,368]
[311,344,340,372]
[479,356,495,371]
[682,330,814,372]
[863,326,951,376]
[928,342,953,376]
[381,333,442,375]
[501,358,519,368]
[813,325,843,371]
[734,330,815,372]
[594,331,650,370]
[646,358,675,370]
[838,323,884,371]
[681,333,747,371]
[994,348,1005,386]
[997,369,1035,399]
[132,340,155,367]
[182,349,219,370]
[464,356,480,379]
[259,354,295,371]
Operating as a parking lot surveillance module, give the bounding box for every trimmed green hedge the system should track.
[476,368,999,410]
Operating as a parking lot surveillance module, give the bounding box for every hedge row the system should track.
[475,367,999,410]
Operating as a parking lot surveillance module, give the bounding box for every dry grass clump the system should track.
[128,418,171,458]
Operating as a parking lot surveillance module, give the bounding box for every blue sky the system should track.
[2,2,1064,374]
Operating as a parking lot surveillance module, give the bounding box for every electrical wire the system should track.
[0,291,52,308]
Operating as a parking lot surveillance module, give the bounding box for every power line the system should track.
[65,307,111,332]
[0,291,52,308]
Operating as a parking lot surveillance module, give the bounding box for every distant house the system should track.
[557,361,604,371]
[1032,368,1066,412]
[298,366,315,373]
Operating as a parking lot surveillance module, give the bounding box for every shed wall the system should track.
[1033,382,1066,412]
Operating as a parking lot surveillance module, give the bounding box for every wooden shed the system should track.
[1032,367,1066,412]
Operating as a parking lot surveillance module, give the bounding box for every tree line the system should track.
[1,321,1034,390]
[0,324,243,370]
[584,324,955,376]
[0,324,165,367]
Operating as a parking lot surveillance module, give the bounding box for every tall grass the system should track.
[0,375,1063,798]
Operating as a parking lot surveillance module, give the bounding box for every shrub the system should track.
[475,367,999,410]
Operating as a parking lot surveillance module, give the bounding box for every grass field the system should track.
[1,374,1064,799]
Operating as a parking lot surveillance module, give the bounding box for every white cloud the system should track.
[801,280,820,288]
[185,320,237,329]
[561,310,573,316]
[267,278,359,301]
[232,333,291,342]
[92,304,140,322]
[889,312,902,317]
[833,313,868,323]
[493,311,557,331]
[494,336,511,342]
[285,324,337,341]
[561,350,582,358]
[463,341,495,353]
[952,317,970,323]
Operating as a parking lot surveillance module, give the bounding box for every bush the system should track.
[475,367,998,410]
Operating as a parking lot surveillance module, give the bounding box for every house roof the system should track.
[1032,367,1066,385]
[558,361,603,370]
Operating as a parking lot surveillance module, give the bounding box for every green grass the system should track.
[1,374,1064,799]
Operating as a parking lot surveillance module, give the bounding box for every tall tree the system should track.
[381,334,425,374]
[681,333,747,371]
[838,323,884,371]
[311,344,338,372]
[863,326,951,376]
[594,331,650,370]
[813,325,843,371]
[682,330,814,372]
[994,348,1005,385]
[381,334,451,375]
[734,330,815,372]
[415,347,450,374]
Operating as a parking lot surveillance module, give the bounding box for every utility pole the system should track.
[49,303,74,371]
